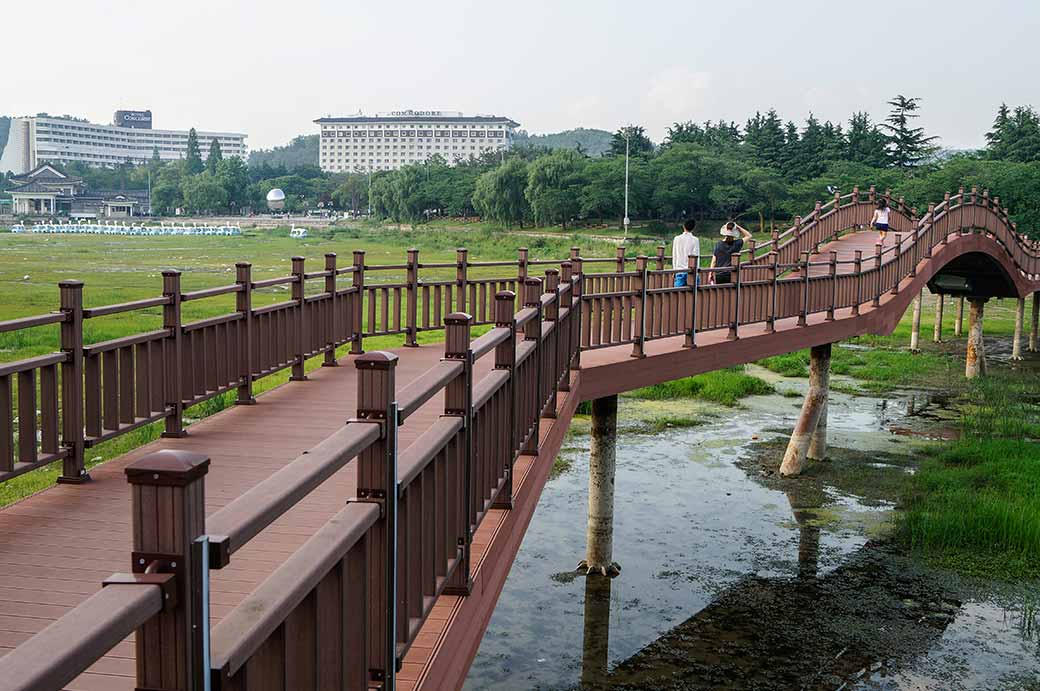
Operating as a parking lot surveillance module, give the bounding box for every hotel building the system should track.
[315,110,519,173]
[0,110,248,175]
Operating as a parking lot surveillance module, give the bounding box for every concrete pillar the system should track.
[966,299,987,378]
[933,293,944,343]
[579,572,612,687]
[780,343,831,477]
[578,395,621,577]
[1012,297,1025,361]
[954,296,964,337]
[909,290,922,353]
[1030,292,1039,353]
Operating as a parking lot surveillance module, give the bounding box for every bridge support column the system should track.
[1030,292,1039,353]
[954,296,964,337]
[909,290,922,353]
[779,343,831,477]
[1012,297,1025,361]
[807,398,827,462]
[966,299,987,378]
[578,394,621,577]
[933,293,944,343]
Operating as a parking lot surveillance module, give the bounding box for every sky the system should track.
[5,0,1037,151]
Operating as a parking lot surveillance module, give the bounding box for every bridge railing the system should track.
[581,187,1039,354]
[0,266,581,690]
[0,247,585,488]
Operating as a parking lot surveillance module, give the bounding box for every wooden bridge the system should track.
[0,186,1038,691]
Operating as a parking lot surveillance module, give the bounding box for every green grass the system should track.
[900,372,1040,580]
[758,346,956,392]
[625,366,774,406]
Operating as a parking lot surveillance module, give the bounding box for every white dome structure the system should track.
[266,188,286,211]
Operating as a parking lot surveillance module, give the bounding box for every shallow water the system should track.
[464,381,1040,690]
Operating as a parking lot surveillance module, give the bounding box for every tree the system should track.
[181,173,228,213]
[846,112,890,168]
[215,157,250,212]
[608,126,654,157]
[984,103,1012,160]
[578,156,651,221]
[524,149,585,228]
[986,105,1040,163]
[150,146,162,169]
[332,174,368,214]
[206,139,223,175]
[745,110,786,171]
[185,128,204,175]
[473,158,530,227]
[881,95,939,169]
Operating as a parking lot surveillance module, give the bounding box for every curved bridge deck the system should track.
[1,187,1038,691]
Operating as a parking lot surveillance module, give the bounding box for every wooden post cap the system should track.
[445,312,473,325]
[524,277,542,287]
[354,351,398,369]
[125,449,210,486]
[544,268,559,276]
[496,290,516,300]
[325,252,336,258]
[58,280,84,288]
[235,261,251,268]
[161,270,181,277]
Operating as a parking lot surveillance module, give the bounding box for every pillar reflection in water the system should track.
[785,489,821,580]
[580,574,613,689]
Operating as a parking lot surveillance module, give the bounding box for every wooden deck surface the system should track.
[0,228,1032,691]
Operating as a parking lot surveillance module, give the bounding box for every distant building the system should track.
[315,110,519,173]
[5,163,149,218]
[0,110,247,175]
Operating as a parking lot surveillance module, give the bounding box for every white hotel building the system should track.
[315,110,519,173]
[0,111,248,175]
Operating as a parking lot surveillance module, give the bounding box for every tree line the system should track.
[357,97,1040,237]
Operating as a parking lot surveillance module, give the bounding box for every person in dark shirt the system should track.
[710,221,753,284]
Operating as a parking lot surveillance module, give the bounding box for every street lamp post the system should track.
[623,128,631,239]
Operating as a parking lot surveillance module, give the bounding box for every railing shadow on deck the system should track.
[0,183,1038,691]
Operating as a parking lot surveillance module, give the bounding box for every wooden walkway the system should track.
[0,342,503,691]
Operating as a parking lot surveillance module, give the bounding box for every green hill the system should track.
[511,127,613,156]
[248,134,319,169]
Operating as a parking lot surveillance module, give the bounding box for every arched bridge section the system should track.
[0,185,1036,691]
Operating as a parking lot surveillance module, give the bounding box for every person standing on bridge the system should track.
[710,221,752,284]
[871,199,891,243]
[672,218,701,287]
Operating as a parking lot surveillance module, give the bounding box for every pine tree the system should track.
[185,128,204,175]
[846,112,890,167]
[880,95,939,169]
[150,146,162,168]
[984,103,1012,159]
[206,139,223,175]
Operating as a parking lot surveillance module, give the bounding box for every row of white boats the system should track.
[10,222,243,236]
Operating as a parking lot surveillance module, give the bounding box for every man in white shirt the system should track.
[672,218,701,287]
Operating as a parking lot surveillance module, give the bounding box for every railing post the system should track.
[58,280,87,483]
[517,247,529,285]
[632,256,647,357]
[868,185,876,203]
[491,291,516,511]
[891,234,903,295]
[442,313,474,595]
[909,210,919,277]
[873,243,883,307]
[798,251,810,326]
[925,204,935,257]
[234,263,257,403]
[290,256,308,381]
[826,250,837,321]
[615,246,626,274]
[559,262,573,392]
[405,248,419,347]
[125,449,210,690]
[323,252,338,367]
[655,245,666,272]
[729,260,741,340]
[351,250,366,354]
[832,191,841,239]
[544,269,560,417]
[522,277,543,455]
[353,352,399,686]
[852,250,863,316]
[766,252,778,333]
[771,228,779,253]
[685,253,699,348]
[571,256,583,370]
[161,270,187,438]
[456,248,469,314]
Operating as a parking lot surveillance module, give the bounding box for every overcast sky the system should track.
[6,0,1036,151]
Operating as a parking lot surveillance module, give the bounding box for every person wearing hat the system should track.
[709,221,752,284]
